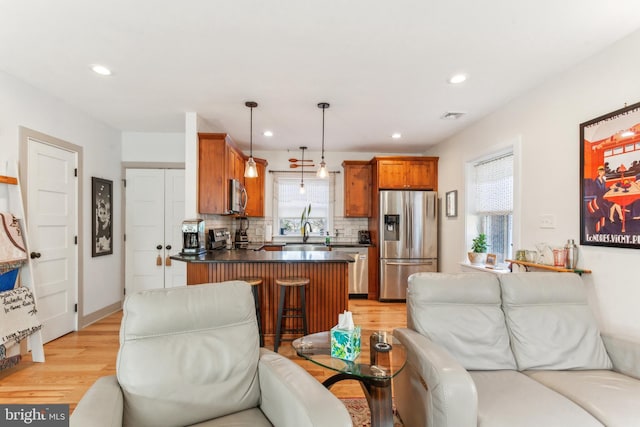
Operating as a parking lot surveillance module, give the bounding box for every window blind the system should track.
[474,153,513,215]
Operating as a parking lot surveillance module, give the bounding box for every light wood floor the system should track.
[0,299,406,412]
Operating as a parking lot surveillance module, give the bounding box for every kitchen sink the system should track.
[283,243,331,251]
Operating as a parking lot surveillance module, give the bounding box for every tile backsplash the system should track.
[202,215,369,244]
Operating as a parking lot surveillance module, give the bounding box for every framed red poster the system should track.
[580,101,640,248]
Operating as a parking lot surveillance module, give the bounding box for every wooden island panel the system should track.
[187,262,348,344]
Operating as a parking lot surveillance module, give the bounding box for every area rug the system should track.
[341,398,403,426]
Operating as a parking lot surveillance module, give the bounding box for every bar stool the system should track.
[274,277,310,353]
[237,277,264,347]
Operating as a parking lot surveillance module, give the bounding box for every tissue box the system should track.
[330,326,361,361]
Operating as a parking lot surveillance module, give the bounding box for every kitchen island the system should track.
[171,250,353,348]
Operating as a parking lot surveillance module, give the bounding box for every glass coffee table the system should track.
[292,330,406,427]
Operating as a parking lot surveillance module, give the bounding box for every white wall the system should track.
[0,70,122,319]
[121,131,185,162]
[251,149,423,216]
[429,28,640,338]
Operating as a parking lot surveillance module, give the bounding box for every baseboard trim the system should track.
[79,301,122,329]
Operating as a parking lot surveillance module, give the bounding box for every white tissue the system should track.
[337,310,355,331]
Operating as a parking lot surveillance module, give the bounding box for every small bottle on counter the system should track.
[565,239,578,269]
[325,231,331,246]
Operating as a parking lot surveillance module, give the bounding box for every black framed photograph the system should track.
[580,101,640,249]
[445,190,458,217]
[92,177,113,257]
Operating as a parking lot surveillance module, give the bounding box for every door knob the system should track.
[156,245,162,250]
[165,245,172,250]
[30,252,41,259]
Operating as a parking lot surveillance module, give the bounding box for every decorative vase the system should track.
[468,252,487,265]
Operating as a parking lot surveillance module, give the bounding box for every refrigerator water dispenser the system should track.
[384,215,400,241]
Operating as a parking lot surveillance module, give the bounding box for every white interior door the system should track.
[164,169,186,288]
[27,139,77,343]
[125,169,185,295]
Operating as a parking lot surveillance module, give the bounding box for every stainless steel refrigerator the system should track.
[379,190,438,300]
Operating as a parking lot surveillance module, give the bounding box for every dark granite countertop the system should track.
[260,242,373,248]
[171,249,354,264]
[329,243,373,248]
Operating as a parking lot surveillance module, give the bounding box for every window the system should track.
[273,173,334,236]
[469,153,514,263]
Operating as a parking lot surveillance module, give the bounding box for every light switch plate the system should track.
[540,214,556,229]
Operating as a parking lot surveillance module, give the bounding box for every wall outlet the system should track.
[540,214,556,229]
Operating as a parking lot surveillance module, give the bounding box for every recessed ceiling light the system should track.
[392,133,402,139]
[91,64,112,76]
[263,130,273,137]
[448,74,467,84]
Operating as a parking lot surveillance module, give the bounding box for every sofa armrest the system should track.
[602,333,640,380]
[394,328,477,427]
[257,348,352,427]
[70,375,123,427]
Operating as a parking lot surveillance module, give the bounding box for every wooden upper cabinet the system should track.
[374,156,438,190]
[198,132,268,216]
[405,159,437,189]
[198,133,229,214]
[342,161,371,217]
[376,160,406,189]
[244,158,267,217]
[227,145,245,184]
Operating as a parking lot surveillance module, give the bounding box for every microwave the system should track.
[228,179,247,214]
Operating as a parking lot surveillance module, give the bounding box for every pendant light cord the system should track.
[249,105,253,157]
[321,107,325,162]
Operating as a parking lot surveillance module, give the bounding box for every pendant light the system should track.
[244,101,258,178]
[299,146,307,194]
[317,102,330,178]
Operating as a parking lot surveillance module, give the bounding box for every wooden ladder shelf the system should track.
[0,166,45,366]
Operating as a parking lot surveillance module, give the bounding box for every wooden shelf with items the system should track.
[506,259,591,275]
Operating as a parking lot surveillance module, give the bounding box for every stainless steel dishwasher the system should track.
[331,246,369,297]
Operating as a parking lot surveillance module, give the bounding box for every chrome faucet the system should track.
[302,222,312,243]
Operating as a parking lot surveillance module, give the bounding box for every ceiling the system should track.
[2,1,640,154]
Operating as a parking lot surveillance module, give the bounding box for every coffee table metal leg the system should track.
[360,378,393,427]
[323,374,394,427]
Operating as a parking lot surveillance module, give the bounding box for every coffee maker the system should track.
[234,217,249,249]
[358,230,372,244]
[181,219,206,255]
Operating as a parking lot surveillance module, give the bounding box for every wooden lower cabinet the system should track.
[186,262,348,344]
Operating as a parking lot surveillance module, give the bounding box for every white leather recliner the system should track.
[70,281,352,427]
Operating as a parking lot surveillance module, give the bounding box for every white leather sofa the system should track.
[393,272,640,427]
[71,281,352,427]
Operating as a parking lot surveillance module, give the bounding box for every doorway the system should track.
[125,168,186,294]
[20,128,80,344]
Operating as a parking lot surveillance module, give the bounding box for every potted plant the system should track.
[468,233,488,265]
